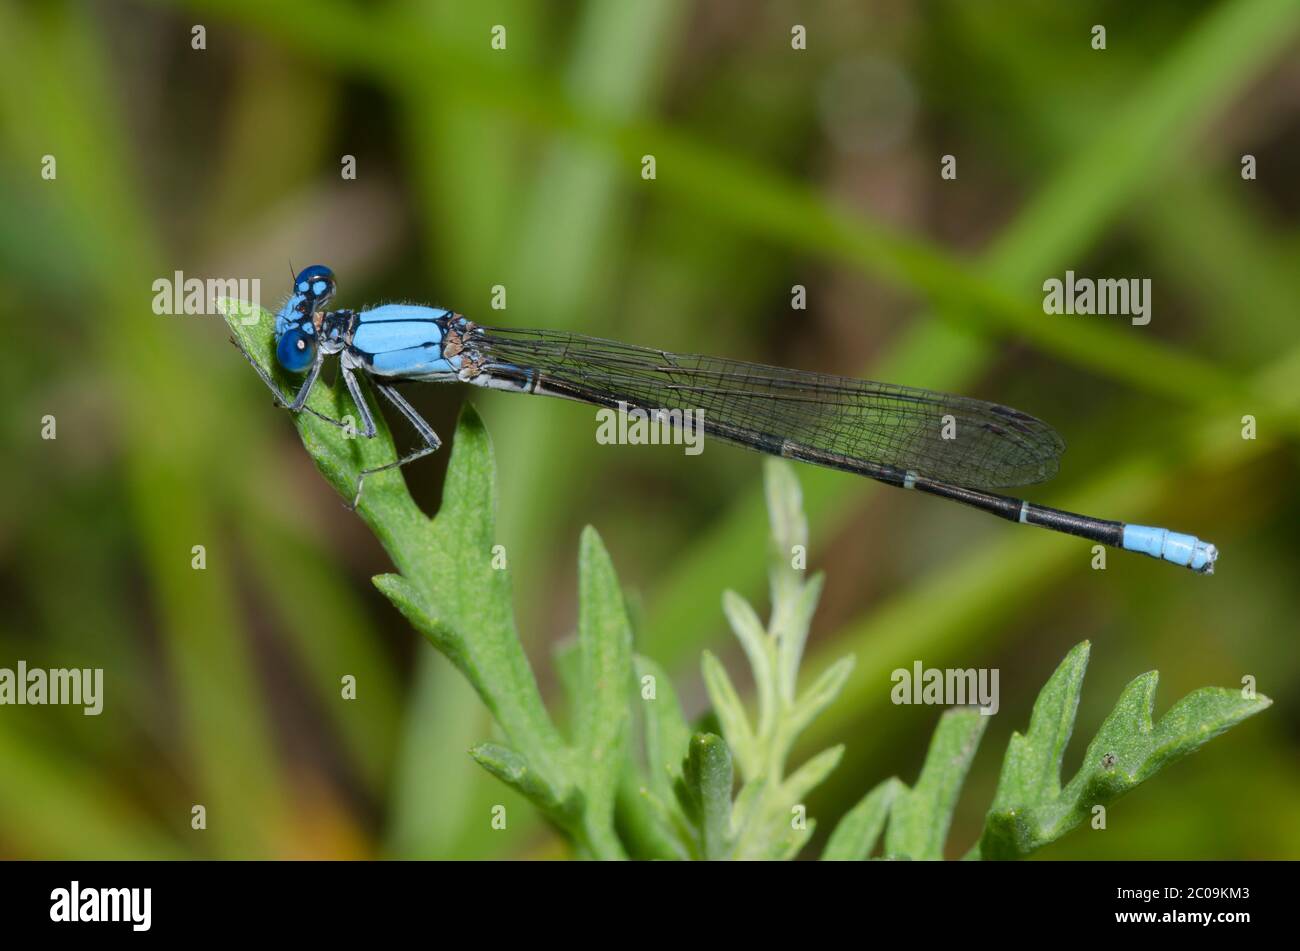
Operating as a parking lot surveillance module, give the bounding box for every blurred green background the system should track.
[0,0,1296,860]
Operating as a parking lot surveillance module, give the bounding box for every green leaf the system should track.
[616,656,697,859]
[978,643,1272,860]
[614,769,690,861]
[375,405,572,792]
[989,640,1090,813]
[728,776,768,840]
[777,821,816,860]
[675,733,735,860]
[785,655,855,749]
[885,708,988,860]
[469,742,576,821]
[775,571,824,705]
[702,460,852,860]
[722,590,776,739]
[634,655,692,803]
[551,637,583,740]
[763,458,815,700]
[764,457,806,608]
[700,650,758,779]
[572,526,634,858]
[372,574,465,663]
[784,745,845,806]
[823,777,905,861]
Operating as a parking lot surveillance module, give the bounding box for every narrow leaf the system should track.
[885,708,988,860]
[777,820,816,860]
[616,761,679,864]
[614,768,689,861]
[785,655,855,747]
[823,777,905,861]
[764,458,807,604]
[1147,687,1271,767]
[701,651,758,779]
[469,742,574,820]
[634,654,691,803]
[990,640,1090,812]
[776,571,824,702]
[783,744,844,805]
[372,573,464,660]
[572,526,634,858]
[722,591,776,737]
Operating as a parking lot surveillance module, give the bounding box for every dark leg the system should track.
[229,336,352,431]
[341,366,378,438]
[349,381,443,510]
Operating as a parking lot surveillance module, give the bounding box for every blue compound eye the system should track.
[293,264,336,305]
[276,327,317,373]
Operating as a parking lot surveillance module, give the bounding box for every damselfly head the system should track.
[273,265,337,340]
[292,264,337,307]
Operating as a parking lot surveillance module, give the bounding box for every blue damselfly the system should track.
[233,265,1217,574]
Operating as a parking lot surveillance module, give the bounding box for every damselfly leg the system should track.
[347,380,443,510]
[228,334,354,431]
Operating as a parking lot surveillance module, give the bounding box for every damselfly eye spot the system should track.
[277,327,317,373]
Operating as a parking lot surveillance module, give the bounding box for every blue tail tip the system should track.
[1122,524,1217,575]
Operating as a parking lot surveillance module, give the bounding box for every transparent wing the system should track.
[472,327,1064,489]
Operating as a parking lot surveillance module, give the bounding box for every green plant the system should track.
[225,301,1271,859]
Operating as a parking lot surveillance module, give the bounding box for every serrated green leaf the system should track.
[1061,677,1271,814]
[675,733,735,860]
[380,406,572,792]
[823,777,905,861]
[978,642,1272,860]
[704,460,851,859]
[885,708,988,860]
